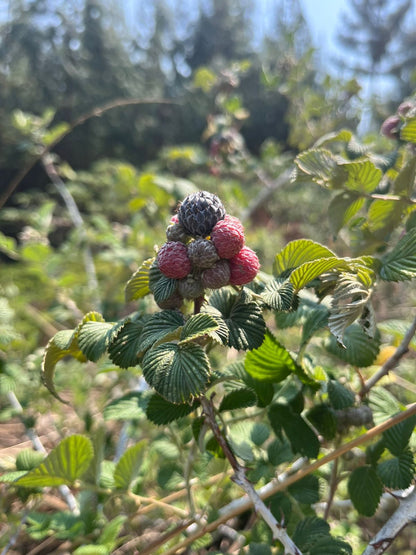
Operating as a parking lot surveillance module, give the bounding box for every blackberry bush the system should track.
[7,106,416,554]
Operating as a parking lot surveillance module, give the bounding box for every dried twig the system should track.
[200,395,303,555]
[362,487,416,555]
[159,403,416,554]
[361,313,416,395]
[41,154,101,312]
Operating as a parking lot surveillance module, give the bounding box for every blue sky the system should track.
[301,0,346,53]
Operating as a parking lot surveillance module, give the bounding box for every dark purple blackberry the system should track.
[178,191,226,237]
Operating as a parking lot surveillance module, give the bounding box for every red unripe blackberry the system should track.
[178,276,204,299]
[187,238,219,269]
[229,246,260,285]
[178,191,225,237]
[211,215,245,258]
[202,259,230,289]
[157,241,191,279]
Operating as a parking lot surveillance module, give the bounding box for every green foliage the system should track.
[2,27,416,551]
[15,436,94,488]
[113,440,147,490]
[206,288,266,350]
[146,394,198,425]
[348,466,383,516]
[244,330,298,383]
[141,342,210,403]
[268,404,320,458]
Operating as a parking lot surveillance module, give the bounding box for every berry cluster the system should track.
[153,191,260,307]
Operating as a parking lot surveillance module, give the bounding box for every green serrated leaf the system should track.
[114,440,147,490]
[152,275,179,304]
[16,435,94,487]
[383,414,416,456]
[314,129,353,147]
[98,515,127,549]
[103,392,148,421]
[340,160,382,193]
[310,537,352,555]
[394,156,416,195]
[348,465,383,516]
[290,258,348,291]
[326,324,380,367]
[301,306,329,347]
[307,404,337,440]
[288,474,320,504]
[125,258,154,301]
[294,148,337,185]
[327,380,355,409]
[16,449,46,471]
[327,274,373,346]
[267,437,293,466]
[274,239,336,276]
[245,330,297,383]
[260,279,294,310]
[380,228,416,281]
[369,387,402,425]
[107,318,147,368]
[146,394,198,424]
[219,388,257,412]
[41,312,103,402]
[141,342,210,403]
[140,310,184,351]
[292,517,330,550]
[78,320,113,362]
[268,404,320,458]
[377,449,415,489]
[209,289,266,350]
[400,117,416,143]
[328,192,366,236]
[367,199,407,237]
[0,471,29,483]
[250,422,270,446]
[180,313,219,343]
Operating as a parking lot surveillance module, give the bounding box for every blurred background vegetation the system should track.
[1,1,416,553]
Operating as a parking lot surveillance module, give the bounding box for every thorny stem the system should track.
[200,395,303,555]
[362,487,416,555]
[361,313,416,396]
[155,403,416,555]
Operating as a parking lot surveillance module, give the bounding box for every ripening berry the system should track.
[380,115,401,139]
[211,215,245,258]
[187,238,219,269]
[178,191,226,237]
[397,100,414,117]
[166,222,189,243]
[157,241,191,279]
[178,276,204,299]
[202,259,231,289]
[156,291,184,310]
[229,246,260,285]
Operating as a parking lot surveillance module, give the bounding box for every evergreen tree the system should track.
[336,0,413,90]
[185,0,254,70]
